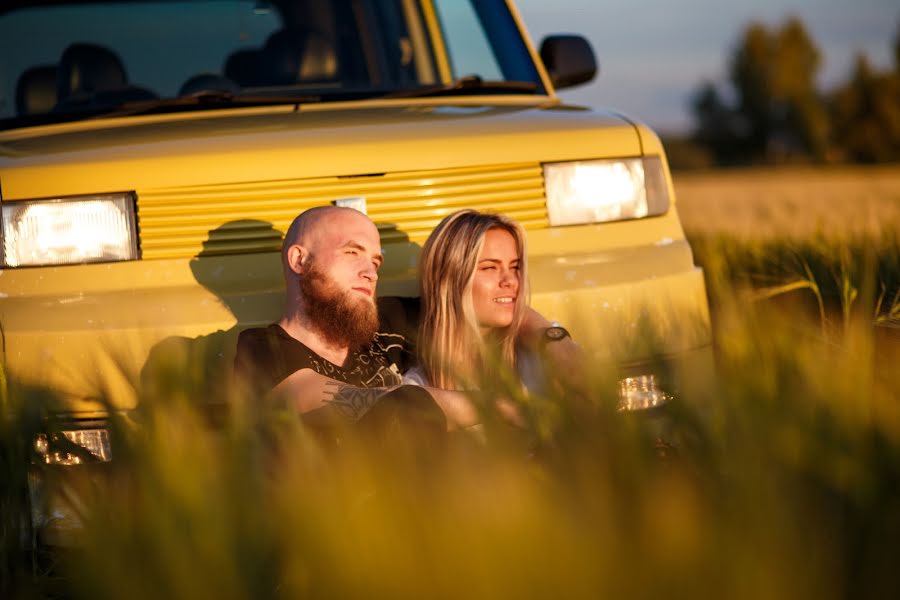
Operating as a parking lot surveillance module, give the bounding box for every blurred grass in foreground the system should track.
[3,232,900,599]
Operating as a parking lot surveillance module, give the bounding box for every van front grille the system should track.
[136,163,547,259]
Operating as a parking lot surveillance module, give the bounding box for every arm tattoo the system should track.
[322,381,400,422]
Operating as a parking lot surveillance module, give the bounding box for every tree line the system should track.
[675,16,900,168]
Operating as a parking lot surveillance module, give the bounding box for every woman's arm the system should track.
[519,307,584,377]
[518,307,588,394]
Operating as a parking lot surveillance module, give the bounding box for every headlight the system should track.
[33,429,112,465]
[617,374,673,411]
[1,192,138,267]
[543,156,670,226]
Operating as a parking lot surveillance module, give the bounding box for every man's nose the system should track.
[361,263,378,282]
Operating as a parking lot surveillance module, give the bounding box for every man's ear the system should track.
[286,244,307,274]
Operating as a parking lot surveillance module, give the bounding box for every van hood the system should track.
[0,99,642,200]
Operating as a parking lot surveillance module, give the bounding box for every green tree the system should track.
[895,19,900,72]
[692,17,832,164]
[771,18,830,161]
[690,81,745,164]
[729,22,772,159]
[729,17,829,162]
[830,53,900,163]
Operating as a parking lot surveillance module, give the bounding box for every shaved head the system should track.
[282,206,379,276]
[284,205,334,248]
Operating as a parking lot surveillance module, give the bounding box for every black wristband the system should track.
[541,323,570,346]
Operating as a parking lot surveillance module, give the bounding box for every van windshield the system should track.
[0,0,546,129]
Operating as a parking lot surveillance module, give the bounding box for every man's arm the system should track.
[270,368,478,431]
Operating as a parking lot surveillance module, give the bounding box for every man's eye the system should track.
[345,249,358,256]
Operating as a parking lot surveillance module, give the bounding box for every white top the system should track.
[402,347,545,394]
[401,365,430,387]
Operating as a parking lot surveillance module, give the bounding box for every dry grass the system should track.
[674,165,900,240]
[3,288,896,599]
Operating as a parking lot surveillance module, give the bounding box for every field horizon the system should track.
[674,164,900,241]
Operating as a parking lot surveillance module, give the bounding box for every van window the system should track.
[433,0,503,80]
[0,0,545,129]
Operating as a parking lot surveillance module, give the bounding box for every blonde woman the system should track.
[404,209,555,393]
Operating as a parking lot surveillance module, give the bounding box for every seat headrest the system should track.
[260,29,337,85]
[58,43,127,101]
[224,49,261,87]
[16,65,58,115]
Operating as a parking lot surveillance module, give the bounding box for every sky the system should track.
[516,0,899,135]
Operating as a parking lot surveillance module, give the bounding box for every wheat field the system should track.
[674,165,900,240]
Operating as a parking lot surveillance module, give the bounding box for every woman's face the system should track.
[471,228,521,332]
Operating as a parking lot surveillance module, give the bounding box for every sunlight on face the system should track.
[311,210,383,304]
[471,228,520,332]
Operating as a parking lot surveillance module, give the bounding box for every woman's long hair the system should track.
[418,210,529,390]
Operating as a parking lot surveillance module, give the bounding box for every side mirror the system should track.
[539,35,597,90]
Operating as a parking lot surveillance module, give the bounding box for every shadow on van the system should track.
[139,219,284,417]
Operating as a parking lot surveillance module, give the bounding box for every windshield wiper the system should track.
[384,75,539,99]
[90,90,324,119]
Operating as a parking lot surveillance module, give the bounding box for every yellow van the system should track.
[1,0,711,468]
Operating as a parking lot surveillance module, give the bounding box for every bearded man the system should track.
[234,206,477,431]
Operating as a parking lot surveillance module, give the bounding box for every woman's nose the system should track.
[499,268,517,288]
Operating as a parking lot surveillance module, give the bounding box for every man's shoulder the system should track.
[234,323,321,392]
[237,323,282,340]
[236,324,286,352]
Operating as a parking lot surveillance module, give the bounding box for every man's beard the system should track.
[299,261,379,351]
